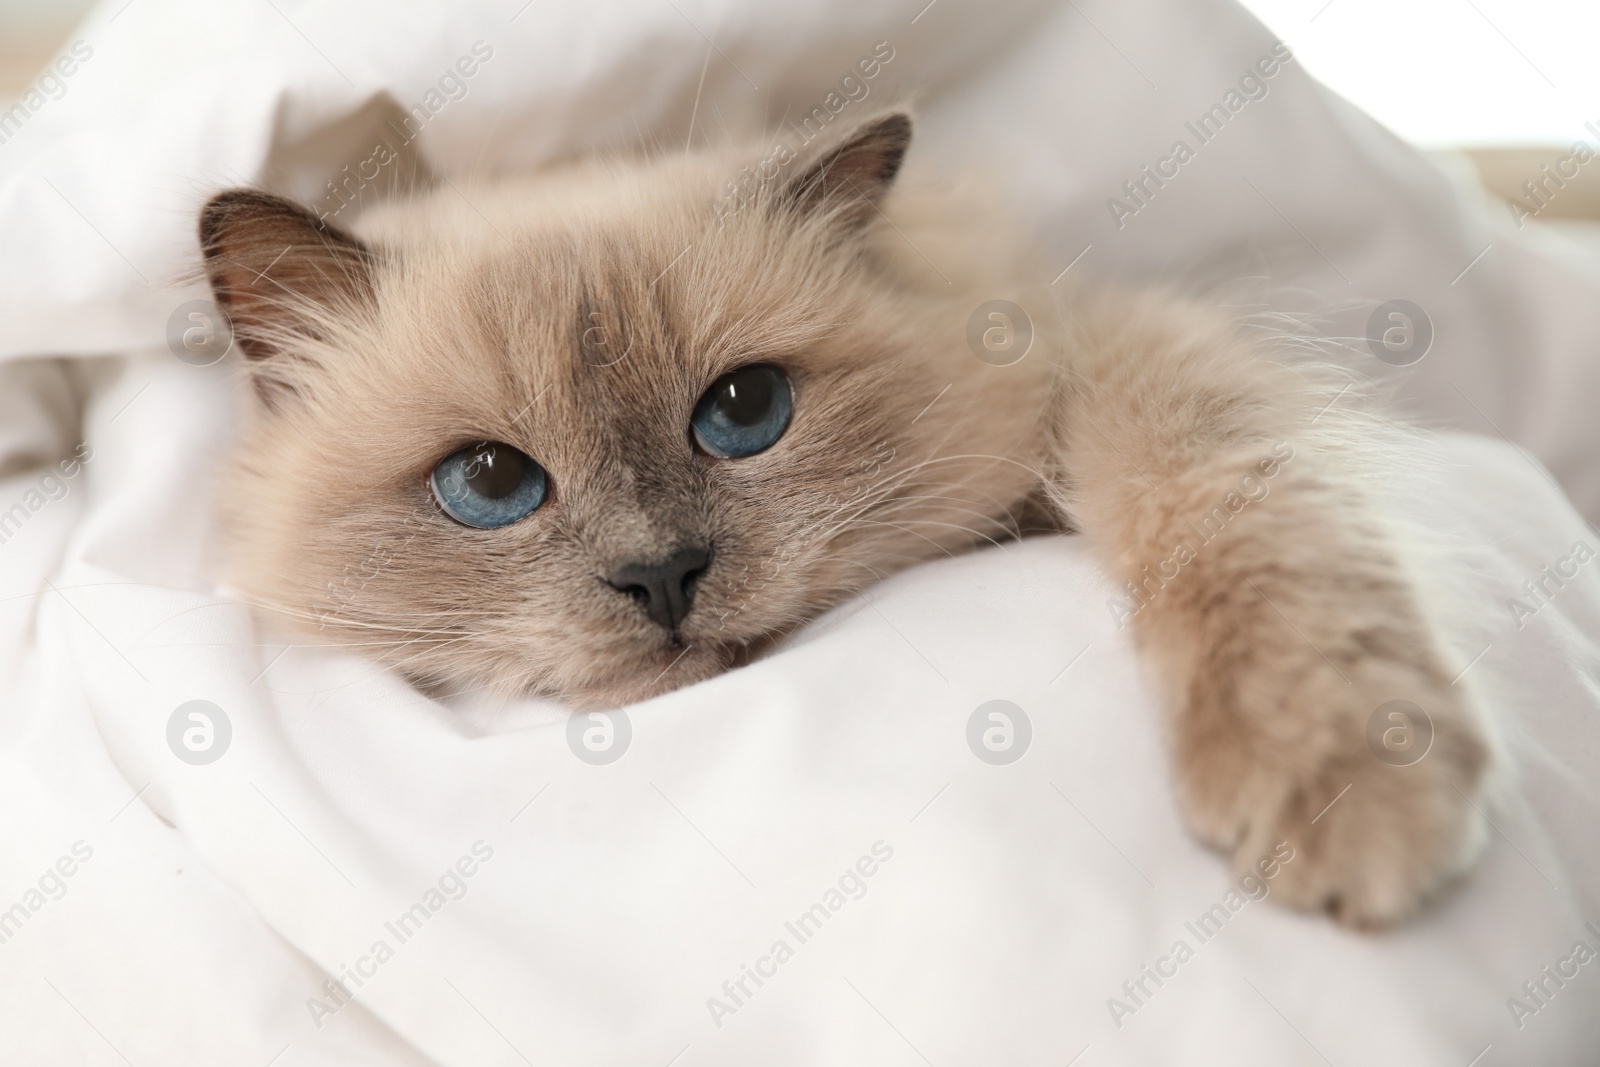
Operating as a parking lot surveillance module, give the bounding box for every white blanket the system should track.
[2,1,1599,1064]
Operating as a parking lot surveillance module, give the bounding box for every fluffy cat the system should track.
[199,110,1491,927]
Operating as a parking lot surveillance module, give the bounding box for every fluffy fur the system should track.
[200,111,1491,927]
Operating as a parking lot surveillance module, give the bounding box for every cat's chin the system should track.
[395,632,751,710]
[557,640,742,710]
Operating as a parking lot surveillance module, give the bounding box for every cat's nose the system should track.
[606,544,711,631]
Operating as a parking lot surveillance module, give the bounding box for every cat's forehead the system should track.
[351,157,854,402]
[388,213,828,383]
[343,211,845,475]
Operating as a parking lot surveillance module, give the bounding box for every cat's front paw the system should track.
[1171,652,1493,928]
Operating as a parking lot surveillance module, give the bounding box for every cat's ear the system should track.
[778,110,911,230]
[199,190,374,362]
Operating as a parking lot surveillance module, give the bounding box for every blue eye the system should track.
[691,364,792,458]
[430,441,547,529]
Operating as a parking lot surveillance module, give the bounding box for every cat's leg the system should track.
[1044,292,1491,927]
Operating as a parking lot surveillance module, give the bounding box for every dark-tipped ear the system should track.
[780,111,911,230]
[199,190,374,362]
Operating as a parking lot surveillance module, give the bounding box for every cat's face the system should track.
[202,113,1052,705]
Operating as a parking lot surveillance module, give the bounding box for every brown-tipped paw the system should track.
[1173,668,1492,928]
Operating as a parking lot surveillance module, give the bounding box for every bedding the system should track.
[1,0,1598,1064]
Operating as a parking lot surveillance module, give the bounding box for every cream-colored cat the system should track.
[200,110,1490,928]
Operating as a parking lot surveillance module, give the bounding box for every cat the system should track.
[199,109,1491,928]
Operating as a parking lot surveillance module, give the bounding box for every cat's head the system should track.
[201,111,1051,706]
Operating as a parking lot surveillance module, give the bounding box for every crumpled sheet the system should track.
[1,0,1598,1064]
